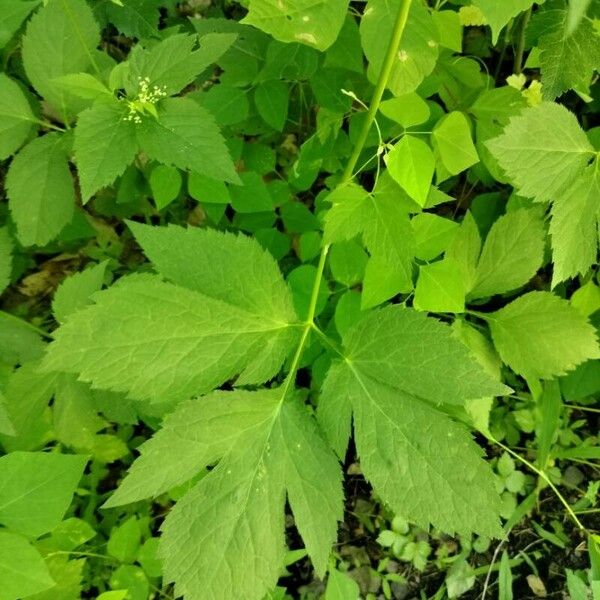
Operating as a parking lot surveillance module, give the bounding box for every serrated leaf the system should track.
[100,0,160,38]
[0,0,41,49]
[385,135,435,207]
[136,97,239,184]
[487,102,595,202]
[53,261,107,323]
[320,306,505,537]
[153,390,342,600]
[473,0,536,43]
[7,133,75,247]
[0,531,54,600]
[0,228,13,295]
[550,163,600,285]
[22,0,101,118]
[0,451,87,537]
[361,0,439,96]
[431,111,479,175]
[44,226,299,402]
[470,208,546,299]
[0,73,37,160]
[487,291,600,380]
[75,99,138,202]
[242,0,348,51]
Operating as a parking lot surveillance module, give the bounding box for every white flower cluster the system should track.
[125,77,168,123]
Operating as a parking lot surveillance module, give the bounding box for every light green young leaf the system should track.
[242,0,348,51]
[445,211,482,293]
[52,72,112,100]
[414,259,466,314]
[255,80,290,131]
[0,228,13,295]
[550,163,600,285]
[413,213,458,261]
[0,451,87,537]
[385,135,435,207]
[52,261,107,323]
[0,73,36,160]
[74,99,138,202]
[156,390,342,600]
[325,569,360,600]
[321,306,506,537]
[431,111,479,175]
[361,0,439,96]
[487,292,600,380]
[473,0,536,43]
[470,208,546,299]
[44,226,299,402]
[536,3,600,99]
[0,531,54,600]
[379,92,430,128]
[136,98,239,184]
[7,133,75,247]
[127,33,237,96]
[0,0,41,49]
[324,183,415,308]
[22,0,101,117]
[487,102,595,202]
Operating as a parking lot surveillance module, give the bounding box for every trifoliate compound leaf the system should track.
[156,390,342,600]
[473,0,536,43]
[22,0,101,118]
[0,74,36,160]
[74,99,138,202]
[550,163,600,285]
[470,208,546,299]
[0,531,54,600]
[487,103,595,202]
[385,135,435,207]
[487,292,600,380]
[7,133,75,247]
[242,0,348,51]
[361,0,439,96]
[414,259,466,314]
[0,451,87,537]
[52,261,107,324]
[0,228,13,295]
[431,111,479,175]
[136,97,239,184]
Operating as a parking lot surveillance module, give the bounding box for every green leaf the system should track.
[361,0,439,96]
[7,133,75,247]
[431,111,479,175]
[473,0,535,43]
[535,2,600,99]
[445,211,482,293]
[321,306,506,537]
[52,72,112,100]
[108,517,142,563]
[0,451,87,537]
[550,163,600,285]
[127,33,238,96]
[0,228,13,295]
[470,208,546,299]
[414,259,466,314]
[0,0,41,49]
[52,261,107,323]
[0,73,36,160]
[487,102,595,202]
[44,226,299,402]
[149,165,182,210]
[198,84,250,127]
[152,390,342,600]
[379,92,431,128]
[242,0,348,51]
[0,531,54,600]
[255,80,290,131]
[74,99,138,202]
[22,0,101,118]
[324,183,415,308]
[100,0,160,38]
[412,213,458,261]
[385,135,435,207]
[0,314,46,367]
[136,97,239,184]
[325,569,360,600]
[487,292,600,380]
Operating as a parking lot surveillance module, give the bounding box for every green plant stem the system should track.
[280,0,414,399]
[514,8,532,75]
[490,436,586,532]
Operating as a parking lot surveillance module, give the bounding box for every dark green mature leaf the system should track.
[7,133,75,246]
[243,0,349,51]
[0,228,13,295]
[99,0,161,38]
[136,98,239,184]
[0,74,37,160]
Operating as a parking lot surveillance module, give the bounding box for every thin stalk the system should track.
[279,0,414,399]
[514,7,532,75]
